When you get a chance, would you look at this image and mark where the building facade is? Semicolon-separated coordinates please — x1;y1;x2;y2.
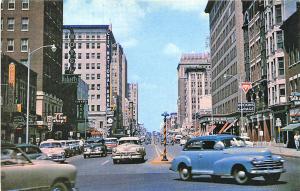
1;0;64;125
62;25;116;137
127;83;138;135
177;53;212;134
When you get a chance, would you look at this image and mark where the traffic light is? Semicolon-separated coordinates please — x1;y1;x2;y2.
17;104;22;112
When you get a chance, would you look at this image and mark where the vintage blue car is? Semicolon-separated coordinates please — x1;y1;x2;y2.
170;134;285;184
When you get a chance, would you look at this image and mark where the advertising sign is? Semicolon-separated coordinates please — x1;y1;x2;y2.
237;102;255;112
62;74;79;83
8;63;16;87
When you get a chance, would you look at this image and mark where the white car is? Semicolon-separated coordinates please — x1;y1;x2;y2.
112;137;146;164
239;136;254;147
180;138;187;146
39;139;66;163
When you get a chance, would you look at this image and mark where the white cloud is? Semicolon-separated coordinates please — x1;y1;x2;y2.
163;43;181;57
144;0;207;12
121;38;139;48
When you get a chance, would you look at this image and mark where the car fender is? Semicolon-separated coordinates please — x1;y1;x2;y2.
170;155;192;172
213;156;254;175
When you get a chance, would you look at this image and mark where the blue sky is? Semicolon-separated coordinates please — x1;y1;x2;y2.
64;0;210;132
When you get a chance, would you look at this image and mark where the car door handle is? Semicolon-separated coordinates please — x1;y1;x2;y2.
198;154;203;158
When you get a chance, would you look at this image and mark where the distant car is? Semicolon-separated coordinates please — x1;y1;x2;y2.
170;135;285;184
39;139;66;163
1;143;77;191
112;137;146;164
16;144;48;160
104;137;118;154
239;136;254;147
83;142;107;158
58;140;73;157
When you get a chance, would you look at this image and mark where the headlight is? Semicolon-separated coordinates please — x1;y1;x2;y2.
251;159;263;164
112;148;117;153
61;152;65;155
136;148;144;153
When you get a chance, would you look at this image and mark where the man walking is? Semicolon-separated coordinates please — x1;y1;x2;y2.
294;132;300;151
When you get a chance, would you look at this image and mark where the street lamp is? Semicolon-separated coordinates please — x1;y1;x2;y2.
161;111;169;161
223;74;244;136
26;44;56;144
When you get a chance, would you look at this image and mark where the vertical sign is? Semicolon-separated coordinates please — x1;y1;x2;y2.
8;63;16;87
106;30;111;109
68;28;76;74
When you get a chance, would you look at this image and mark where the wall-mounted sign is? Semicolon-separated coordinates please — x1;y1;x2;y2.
106;31;111;109
8;63;16;87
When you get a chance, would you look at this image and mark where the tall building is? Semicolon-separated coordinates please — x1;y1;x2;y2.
177;53;212;133
127;83;138;134
62;25;116;136
205;1;245;135
1;0;63;142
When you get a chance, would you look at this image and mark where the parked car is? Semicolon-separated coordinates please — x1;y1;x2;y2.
170;134;285;184
83;142;107;158
58;140;73;157
1;143;77;191
16;144;48;160
39;139;66;163
112;137;146;164
104;137;118;153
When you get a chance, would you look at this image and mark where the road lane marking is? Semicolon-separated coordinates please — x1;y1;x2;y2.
101;160;110;165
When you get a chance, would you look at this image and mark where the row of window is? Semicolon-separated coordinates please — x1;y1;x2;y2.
1;17;29;31
5;38;28;52
64;42;101;49
90;94;101;100
89;105;101;112
86;74;101;81
64;52;101;60
1;0;29;10
64;63;101;70
88;83;101;90
64;32;104;39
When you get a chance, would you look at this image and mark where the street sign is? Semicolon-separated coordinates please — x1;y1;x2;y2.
259;130;264;137
237;102;255;112
75;99;88;104
276;118;282;127
241;82;252;93
107;118;113;124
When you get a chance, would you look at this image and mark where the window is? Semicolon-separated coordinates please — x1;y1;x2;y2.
276;31;283;49
20;59;27;65
7;18;14;31
8;0;15;10
86;34;90;39
86;63;90;69
78;33;82;39
91;84;95;90
91;105;95;111
91;74;95;80
92;35;95;39
7;39;14;51
64;63;68;70
78;63;81;69
97;63;100;69
184;140;203;151
86;43;90;49
77;43;81;49
91;63;95;69
91;95;95;100
86;53;90;59
20;39;28;52
97;84;100;90
97;95;100;99
21;17;29;31
64;33;68;39
97;74;100;79
64;43;68;49
22;0;29;10
91;43;95;49
78;53;82;59
86;74;90;80
279;85;285;96
91;53;95;59
97;105;100;111
275;5;282;24
97;43;100;48
97;53;100;59
1;18;3;31
278;57;284;75
1;0;2;10
64;53;68;59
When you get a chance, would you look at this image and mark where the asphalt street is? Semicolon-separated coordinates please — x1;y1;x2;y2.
68;144;300;191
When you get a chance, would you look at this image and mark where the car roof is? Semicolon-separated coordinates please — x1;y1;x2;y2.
119;137;140;141
105;138;117;140
189;134;237;142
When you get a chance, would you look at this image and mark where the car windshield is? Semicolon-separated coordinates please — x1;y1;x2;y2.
18;146;41;154
105;140;117;144
1;148;31;166
222;138;247;148
119;140;140;145
40;142;61;148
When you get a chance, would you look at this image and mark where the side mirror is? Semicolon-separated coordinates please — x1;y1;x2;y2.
214;141;225;150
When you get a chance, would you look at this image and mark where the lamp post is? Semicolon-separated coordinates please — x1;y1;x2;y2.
223;74;244;136
26;44;56;144
161;111;169;161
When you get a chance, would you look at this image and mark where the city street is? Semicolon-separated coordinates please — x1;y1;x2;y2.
68;144;300;191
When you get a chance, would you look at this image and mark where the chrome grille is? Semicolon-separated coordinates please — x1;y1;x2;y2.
252;160;283;170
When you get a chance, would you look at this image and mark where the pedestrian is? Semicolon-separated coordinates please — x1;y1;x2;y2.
294;132;300;151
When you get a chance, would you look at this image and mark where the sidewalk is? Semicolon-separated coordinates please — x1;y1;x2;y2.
255;142;300;158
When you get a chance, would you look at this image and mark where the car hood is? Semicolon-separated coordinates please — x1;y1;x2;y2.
40;148;64;155
225;147;272;156
116;143;143;152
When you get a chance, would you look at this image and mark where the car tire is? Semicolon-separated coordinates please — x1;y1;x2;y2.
233;167;249;185
84;155;86;159
179;165;192;181
263;173;281;183
51;181;68;191
113;159;119;164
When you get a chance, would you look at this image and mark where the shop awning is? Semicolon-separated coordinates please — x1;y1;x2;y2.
282;123;300;131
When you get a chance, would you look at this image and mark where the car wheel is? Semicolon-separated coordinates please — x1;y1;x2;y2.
233;167;249;184
113;159;119;164
263;173;281;183
51;181;68;191
84;155;86;159
179;165;192;181
211;175;221;182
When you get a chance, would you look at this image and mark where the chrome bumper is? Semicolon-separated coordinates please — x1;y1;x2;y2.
250;168;285;174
